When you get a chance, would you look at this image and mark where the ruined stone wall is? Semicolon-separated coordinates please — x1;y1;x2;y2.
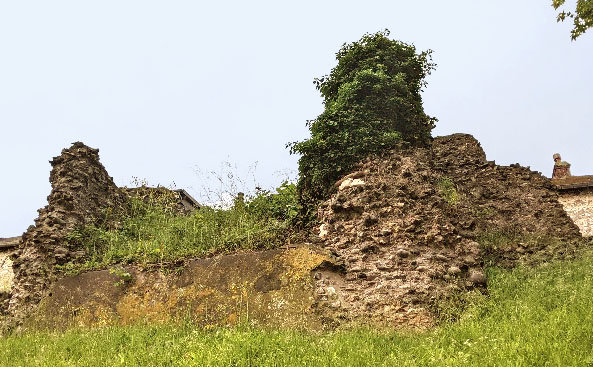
3;135;587;332
24;246;330;331
314;133;583;328
6;143;127;328
558;188;593;237
431;134;580;239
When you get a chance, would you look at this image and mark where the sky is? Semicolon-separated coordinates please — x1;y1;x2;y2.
0;1;591;237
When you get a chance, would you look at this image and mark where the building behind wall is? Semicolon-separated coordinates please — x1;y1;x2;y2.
0;237;18;312
551;154;593;237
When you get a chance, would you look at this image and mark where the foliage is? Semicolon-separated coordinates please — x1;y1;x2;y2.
5;251;593;366
63;186;295;271
473;230;586;270
124;183;185;215
289;30;436;219
437;176;459;206
246;181;300;223
475;229;571;253
108;267;133;287
553;0;593;39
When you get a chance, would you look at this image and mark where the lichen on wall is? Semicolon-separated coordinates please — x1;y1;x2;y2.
24;246;333;331
558;188;593;237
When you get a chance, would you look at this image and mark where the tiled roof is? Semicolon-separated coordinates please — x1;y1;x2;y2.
552;175;593;190
175;189;201;209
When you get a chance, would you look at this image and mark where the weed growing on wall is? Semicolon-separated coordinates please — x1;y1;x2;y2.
108;267;133;287
437;176;459;205
247;181;300;223
63;182;299;272
289;30;437;220
193;161;261;209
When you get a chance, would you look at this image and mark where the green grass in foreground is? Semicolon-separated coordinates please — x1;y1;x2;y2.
3;252;593;366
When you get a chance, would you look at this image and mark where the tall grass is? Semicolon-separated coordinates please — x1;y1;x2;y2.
63;191;295;272
4;251;593;366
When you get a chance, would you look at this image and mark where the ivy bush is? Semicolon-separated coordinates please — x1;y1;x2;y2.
289;30;437;219
246;181;300;223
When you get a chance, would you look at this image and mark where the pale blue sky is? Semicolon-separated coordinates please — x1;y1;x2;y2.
1;1;591;237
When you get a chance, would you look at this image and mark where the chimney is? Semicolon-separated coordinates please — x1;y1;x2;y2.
552;153;571;179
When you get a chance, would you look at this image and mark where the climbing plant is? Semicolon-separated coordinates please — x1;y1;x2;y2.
288;30;436;220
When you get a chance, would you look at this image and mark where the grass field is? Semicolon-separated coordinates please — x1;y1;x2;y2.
2;250;593;366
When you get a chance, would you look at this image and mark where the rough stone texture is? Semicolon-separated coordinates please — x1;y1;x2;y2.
558;188;593;237
313;134;582;328
431;134;580;238
6;142;127;328
24;246;331;331
2;135;588;332
0;251;14;315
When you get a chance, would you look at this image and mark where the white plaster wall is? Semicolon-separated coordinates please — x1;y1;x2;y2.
558;189;593;237
0;252;14;293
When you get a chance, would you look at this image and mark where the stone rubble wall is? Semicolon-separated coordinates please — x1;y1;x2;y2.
25;246;330;331
558;188;593;237
314;134;583;328
431;134;580;239
6;142;127;328
2;135;589;331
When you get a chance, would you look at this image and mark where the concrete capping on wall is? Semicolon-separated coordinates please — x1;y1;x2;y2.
552;175;593;190
0;237;20;250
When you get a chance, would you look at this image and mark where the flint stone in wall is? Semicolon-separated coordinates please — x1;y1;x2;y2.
314;133;582;329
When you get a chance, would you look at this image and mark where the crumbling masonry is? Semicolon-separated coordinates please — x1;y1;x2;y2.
5;143;127;326
0;136;590;330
